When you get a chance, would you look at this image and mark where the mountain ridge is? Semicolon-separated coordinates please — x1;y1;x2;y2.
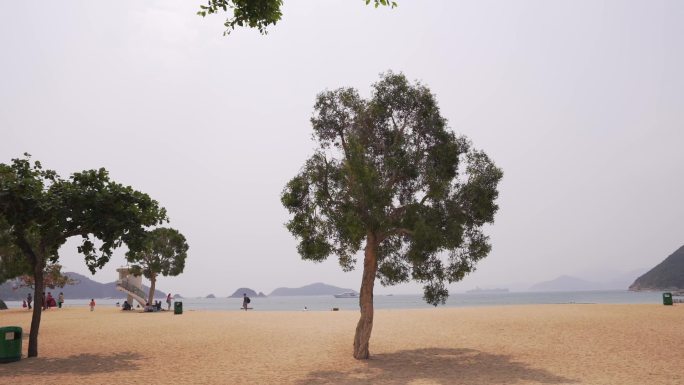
269;282;355;296
0;272;166;301
630;245;684;291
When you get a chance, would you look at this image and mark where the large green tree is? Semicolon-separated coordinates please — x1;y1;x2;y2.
126;227;189;305
0;221;30;284
0;155;167;357
197;0;397;35
281;72;503;359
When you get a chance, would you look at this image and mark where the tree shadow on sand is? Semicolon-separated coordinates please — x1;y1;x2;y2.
297;348;577;385
2;352;142;375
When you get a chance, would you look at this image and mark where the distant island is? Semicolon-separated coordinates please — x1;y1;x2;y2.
630;245;684;291
206;294;216;299
228;288;266;298
269;282;355;296
466;287;509;293
528;275;603;292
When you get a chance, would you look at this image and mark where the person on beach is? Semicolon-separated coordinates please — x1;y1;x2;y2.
242;293;251;311
22;300;27;308
58;292;64;308
26;293;32;310
46;292;56;308
166;293;172;310
89;299;96;311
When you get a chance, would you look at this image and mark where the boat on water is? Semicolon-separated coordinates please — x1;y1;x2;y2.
334;292;359;298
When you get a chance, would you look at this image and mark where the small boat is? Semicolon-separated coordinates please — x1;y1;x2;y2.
334;292;359;298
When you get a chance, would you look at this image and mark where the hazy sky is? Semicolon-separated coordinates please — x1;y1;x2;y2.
1;1;682;297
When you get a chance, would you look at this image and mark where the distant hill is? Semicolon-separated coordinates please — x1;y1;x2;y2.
529;275;605;292
228;288;266;298
630;245;684;291
269;282;355;296
0;272;166;301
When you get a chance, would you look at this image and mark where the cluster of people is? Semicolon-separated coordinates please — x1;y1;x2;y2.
139;294;174;312
22;292;65;310
20;291;176;312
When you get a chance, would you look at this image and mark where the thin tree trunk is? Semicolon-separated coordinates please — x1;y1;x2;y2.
147;274;156;305
353;232;378;359
28;259;45;358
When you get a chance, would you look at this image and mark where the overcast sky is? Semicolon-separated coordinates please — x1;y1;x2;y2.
1;1;682;297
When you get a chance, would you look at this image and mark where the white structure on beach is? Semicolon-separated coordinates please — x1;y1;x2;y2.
116;267;147;307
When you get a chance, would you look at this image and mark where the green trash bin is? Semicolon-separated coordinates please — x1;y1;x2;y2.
0;326;22;363
663;292;673;306
174;301;183;315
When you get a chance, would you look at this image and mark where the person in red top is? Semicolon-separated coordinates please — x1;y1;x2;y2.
46;292;55;309
89;299;96;311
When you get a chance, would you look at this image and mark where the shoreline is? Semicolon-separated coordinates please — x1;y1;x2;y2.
1;290;665;313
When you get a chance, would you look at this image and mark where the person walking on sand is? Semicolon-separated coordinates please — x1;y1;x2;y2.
58;292;64;308
166;293;172;311
242;293;251;311
26;293;32;310
89;298;96;311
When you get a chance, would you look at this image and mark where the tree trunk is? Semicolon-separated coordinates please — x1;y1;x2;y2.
353;232;378;359
147;274;156;305
28;259;45;358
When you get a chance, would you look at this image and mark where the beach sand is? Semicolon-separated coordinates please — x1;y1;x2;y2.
0;304;682;384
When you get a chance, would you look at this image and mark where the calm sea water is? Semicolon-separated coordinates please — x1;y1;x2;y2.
3;290;666;312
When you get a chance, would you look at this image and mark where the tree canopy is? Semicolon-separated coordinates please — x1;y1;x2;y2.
281;72;503;358
197;0;397;35
0;154;168;357
126;227;189;305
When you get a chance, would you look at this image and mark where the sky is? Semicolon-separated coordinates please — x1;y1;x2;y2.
1;1;682;297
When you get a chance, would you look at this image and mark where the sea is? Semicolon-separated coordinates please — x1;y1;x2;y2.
3;290;667;312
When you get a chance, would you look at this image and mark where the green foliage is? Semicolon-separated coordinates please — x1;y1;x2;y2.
282;72;503;306
198;0;396;36
0;154;168;273
126;227;189;280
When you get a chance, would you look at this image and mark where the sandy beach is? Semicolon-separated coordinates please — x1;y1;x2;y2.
0;304;682;384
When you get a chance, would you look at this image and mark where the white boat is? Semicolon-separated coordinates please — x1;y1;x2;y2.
334;292;359;298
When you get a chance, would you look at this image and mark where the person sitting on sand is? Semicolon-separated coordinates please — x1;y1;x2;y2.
122;301;132;311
